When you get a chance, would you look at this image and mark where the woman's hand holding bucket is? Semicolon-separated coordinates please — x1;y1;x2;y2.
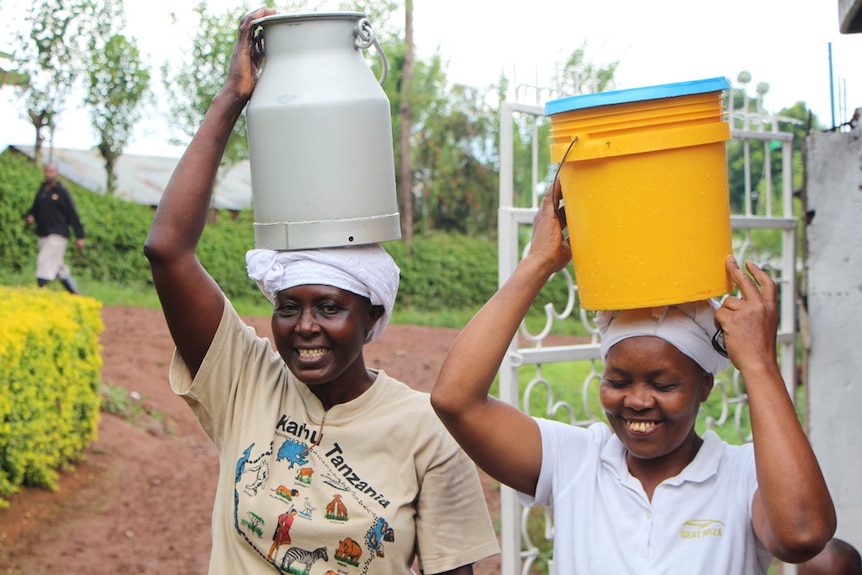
714;256;780;374
529;177;572;277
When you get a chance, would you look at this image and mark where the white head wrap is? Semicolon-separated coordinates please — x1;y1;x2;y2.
596;299;728;375
245;244;400;343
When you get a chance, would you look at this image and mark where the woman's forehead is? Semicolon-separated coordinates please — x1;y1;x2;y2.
605;336;702;373
275;283;364;302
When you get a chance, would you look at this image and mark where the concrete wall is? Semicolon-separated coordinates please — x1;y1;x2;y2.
804;109;862;548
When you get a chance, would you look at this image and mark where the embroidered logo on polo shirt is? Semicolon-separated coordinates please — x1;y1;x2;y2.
680;519;724;539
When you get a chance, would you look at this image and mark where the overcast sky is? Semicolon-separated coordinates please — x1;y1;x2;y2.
2;0;860;157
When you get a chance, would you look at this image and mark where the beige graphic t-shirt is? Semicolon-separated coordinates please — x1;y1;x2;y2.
170;300;499;575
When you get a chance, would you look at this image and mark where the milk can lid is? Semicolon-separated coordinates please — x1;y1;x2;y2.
251;11;367;27
545;77;730;116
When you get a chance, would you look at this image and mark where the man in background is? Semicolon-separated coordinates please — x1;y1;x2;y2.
23;162;85;294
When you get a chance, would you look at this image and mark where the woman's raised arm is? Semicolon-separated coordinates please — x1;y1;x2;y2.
431;180;571;495
144;7;276;376
716;257;836;562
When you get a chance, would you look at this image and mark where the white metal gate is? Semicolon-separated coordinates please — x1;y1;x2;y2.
496;81;799;574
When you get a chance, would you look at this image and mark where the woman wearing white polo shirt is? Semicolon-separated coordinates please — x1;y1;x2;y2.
431;180;836;574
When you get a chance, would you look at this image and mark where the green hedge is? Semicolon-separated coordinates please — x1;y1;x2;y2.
0;148;575;327
0;149;511;310
0;149;153;285
386;232;498;309
0;286;103;507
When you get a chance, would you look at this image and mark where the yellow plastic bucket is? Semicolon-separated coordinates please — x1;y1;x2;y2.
546;77;734;311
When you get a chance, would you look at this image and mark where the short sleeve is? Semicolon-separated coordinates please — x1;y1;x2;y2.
169;299;283;450
413;427;500;573
518;419;609;508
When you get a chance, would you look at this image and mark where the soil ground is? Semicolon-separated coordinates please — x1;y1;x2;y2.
0;306;509;574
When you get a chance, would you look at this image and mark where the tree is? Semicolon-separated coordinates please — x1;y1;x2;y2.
160;1;253;171
776;101;823;191
86;33;151;194
506;44;619;209
725;90;823;215
0;50;29;88
388;41;619;237
337;0;409;244
412;81;499;235
14;0;99;167
397;0;415;250
553;41;618;97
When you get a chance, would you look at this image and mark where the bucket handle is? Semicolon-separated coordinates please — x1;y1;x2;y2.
250;17;388;86
354;17;388;86
550;137;578;218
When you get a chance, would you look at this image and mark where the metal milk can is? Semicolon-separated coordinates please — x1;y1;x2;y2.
246;12;401;250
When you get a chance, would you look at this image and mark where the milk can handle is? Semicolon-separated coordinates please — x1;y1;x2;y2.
252;24;265;59
354;18;388;85
250;18;388;86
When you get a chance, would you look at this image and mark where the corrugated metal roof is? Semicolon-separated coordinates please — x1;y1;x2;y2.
9;145;253;210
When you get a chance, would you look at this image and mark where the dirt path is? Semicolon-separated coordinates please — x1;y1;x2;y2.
0;306;503;574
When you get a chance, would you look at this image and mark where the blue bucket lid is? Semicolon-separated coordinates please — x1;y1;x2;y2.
545;77;730;116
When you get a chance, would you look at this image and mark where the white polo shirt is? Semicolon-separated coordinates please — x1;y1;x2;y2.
519;420;773;574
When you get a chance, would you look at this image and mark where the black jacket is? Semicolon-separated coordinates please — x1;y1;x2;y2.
25;181;85;239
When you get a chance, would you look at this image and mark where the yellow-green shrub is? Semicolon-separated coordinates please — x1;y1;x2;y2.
0;286;103;507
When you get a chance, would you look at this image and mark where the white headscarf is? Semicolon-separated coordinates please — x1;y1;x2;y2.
245;244;400;343
596;299;728;375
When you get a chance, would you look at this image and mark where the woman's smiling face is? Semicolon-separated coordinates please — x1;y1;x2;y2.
271;284;381;390
600;335;713;470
